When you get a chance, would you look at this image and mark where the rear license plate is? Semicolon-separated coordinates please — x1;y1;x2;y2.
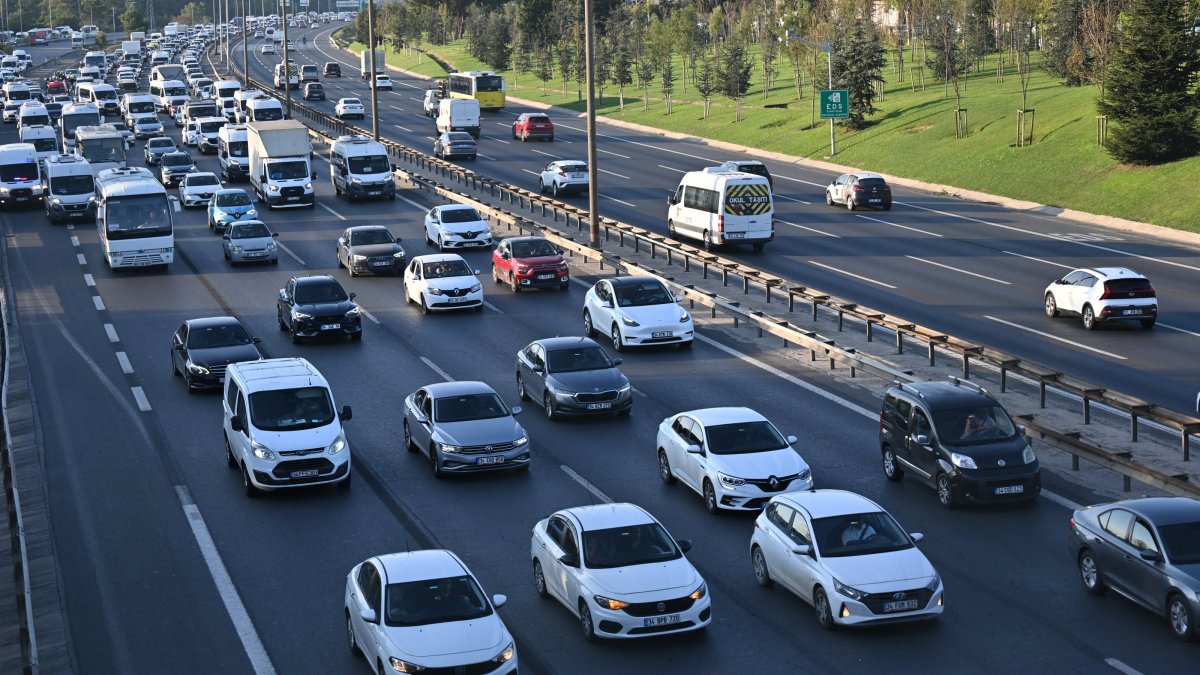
652;331;673;338
537;273;555;280
995;485;1025;495
370;261;389;267
477;456;504;465
1121;309;1142;316
724;232;744;239
320;323;340;330
644;614;681;627
290;469;319;478
883;599;919;612
869;198;881;203
587;402;612;410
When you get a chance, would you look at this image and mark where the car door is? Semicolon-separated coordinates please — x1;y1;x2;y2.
425;209;440;241
406;260;424;303
1094;508;1136;594
758;502;801;593
589;281;615;329
557;521;585;612
905;407;938;480
1054;271;1087;313
171;322;188;372
408;389;433;451
680;417;710;492
1072;273;1098;314
229;391;251;461
336;228;349;266
493;240;511;278
523;343;547;396
663;416;697;491
785;509;820;604
348;562;382;658
1124;517;1170;610
537;516;573;603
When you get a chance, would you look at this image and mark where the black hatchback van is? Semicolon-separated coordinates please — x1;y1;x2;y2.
879;380;1041;508
323;62;342;78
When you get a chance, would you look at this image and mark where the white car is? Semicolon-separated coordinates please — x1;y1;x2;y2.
531;503;711;641
538;160;588;198
178;172;223;208
373;74;393;90
182;120;201;146
657;407;813;513
253;30;264;38
334;97;364;120
344;550;517;674
403;254;483;314
423;205;493;251
582;276;693;351
750;489;944;628
260;43;275;54
1044;266;1158;330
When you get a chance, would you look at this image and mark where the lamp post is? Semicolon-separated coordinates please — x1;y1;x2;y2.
240;0;248;87
281;0;291;117
366;0;378;140
582;0;599;247
787;30;836;157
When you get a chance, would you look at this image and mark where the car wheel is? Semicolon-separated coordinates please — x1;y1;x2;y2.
510;272;520;293
813;587;834;630
430;446;445;479
1078;549;1106;595
658;449;676;484
278;311;288;331
703;231;715;252
825;190;834;206
610;324;624;352
1140;318;1156;330
677;340;693;351
242;466;260;498
346;612;360;655
290;327;301;344
1082;305;1097;330
703;479;719;514
421;297;431;315
351;331;362;342
538;178;546;194
543;393;559;420
532;559;548;598
882;445;904;481
225;438;237;468
517;373;529;401
846;196;856;211
1168;593;1196;641
583;311;596;338
579;601;596;642
936;472;955;509
752;242;766;252
751;545;774;588
667;219;676;238
492;265;502;285
1044;293;1059;318
552;182;561;198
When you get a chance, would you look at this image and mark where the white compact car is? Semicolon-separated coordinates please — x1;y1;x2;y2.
538;160;588;198
423;204;493;251
345;550;517;674
531;503;710;641
750;489;944;628
582;276;693;351
373;74;393;90
182;120;201;146
335;97;364;120
260;43;276;54
403;254;483;314
658;407;812;513
1044;266;1157;330
178;172;223;208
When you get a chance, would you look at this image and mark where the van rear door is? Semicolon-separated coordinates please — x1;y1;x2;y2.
721;179;772;241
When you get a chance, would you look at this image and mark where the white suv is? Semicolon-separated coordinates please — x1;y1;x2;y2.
583;276;694;351
1044;267;1157;330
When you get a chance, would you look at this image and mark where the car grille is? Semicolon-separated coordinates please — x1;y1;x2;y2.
622;594;696;617
11;188;31;198
315;314;346;325
860;588;933;615
121;253;167;265
193;192;213;200
208;364;227;378
458;440;519;455
745;472;806;492
281;186;304;197
416;660;504;675
271;458;334;478
278;447;324;457
62;203;89;212
440;287;471;298
575;390;619;403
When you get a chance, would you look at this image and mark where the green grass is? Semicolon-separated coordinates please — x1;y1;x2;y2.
340;33;1200;232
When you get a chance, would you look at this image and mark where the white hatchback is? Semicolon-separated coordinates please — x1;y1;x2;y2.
178;172;223;208
423;204;493;251
538;159;588;198
657;407;812;513
334;97;364;119
1044;266;1157;330
582;276;693;351
403;254;483;313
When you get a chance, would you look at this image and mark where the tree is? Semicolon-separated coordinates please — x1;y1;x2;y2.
1074;0;1123;100
696;52;717;118
533;49;555;95
832;14;886;130
121;1;148;33
962;0;996;65
1098;0;1200;164
1044;0;1086;84
718;39;753;121
612;30;633;110
594;33;613;105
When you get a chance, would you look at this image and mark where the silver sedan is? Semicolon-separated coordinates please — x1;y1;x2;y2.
402;381;529;478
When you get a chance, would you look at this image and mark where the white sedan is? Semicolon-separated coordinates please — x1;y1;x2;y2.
178;172;223;208
750;489;944;628
345;550;518;674
334;97;364;120
538;160;588;198
658;407;812;513
260;44;275;54
531;503;710;641
582;276;693;351
403;254;483;314
423;204;493;251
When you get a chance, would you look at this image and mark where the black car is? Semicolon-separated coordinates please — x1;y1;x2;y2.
276;275;363;343
170;317;263;391
303;82;325;101
336;225;406;276
826;172;893;211
879;380;1040;508
516;337;633;419
323;62;341;78
159;151;196;187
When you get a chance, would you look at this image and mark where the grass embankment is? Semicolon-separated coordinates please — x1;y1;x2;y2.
338;32;1200;232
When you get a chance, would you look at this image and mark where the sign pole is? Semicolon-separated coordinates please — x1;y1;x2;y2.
826;51;835;157
787;30;839;157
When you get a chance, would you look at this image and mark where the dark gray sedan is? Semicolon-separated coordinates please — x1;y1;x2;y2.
515;337;632;420
335;225;406;277
402;381;529;478
433;131;477;160
1069;496;1200;641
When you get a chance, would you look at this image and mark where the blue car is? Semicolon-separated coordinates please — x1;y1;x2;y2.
207;188;258;233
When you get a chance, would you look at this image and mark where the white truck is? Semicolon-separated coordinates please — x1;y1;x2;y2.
121;40;141;61
359;49;384;79
247;120;315;209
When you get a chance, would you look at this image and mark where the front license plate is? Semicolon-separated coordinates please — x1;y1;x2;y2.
537;273;555;280
15;197;28;202
286;196;299;202
995;485;1025;495
586;402;612;410
290;469;319;478
652;331;673;338
883;599;919;612
446;297;469;303
644;614;681;627
477;456;504;465
320;323;340;330
370;261;389;267
132;261;151;267
367;191;380;196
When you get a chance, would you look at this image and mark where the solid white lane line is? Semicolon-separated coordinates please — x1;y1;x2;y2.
905;256;1010;284
521;169;540;176
856;214;942;237
360;308;381;324
775;194;811;205
66;223;74;230
483;300;504;314
131;386;151;412
104;324;119;343
494;122;512;128
1156;322;1200;338
83;274;95;287
115;352;133;374
76;253;86;265
277;242;306;266
318;203;347;221
93;296;105;310
807;261;897;288
494;139;510;145
777;220;839;238
396;125;412;132
390;105;404;110
560;465;613;503
70;235;80;247
984;316;1126;360
1104;658;1143;675
600;194;636;208
420;356;454;382
657;164;684;173
1002;250;1074;269
598;168;629;180
557;138;573;144
175;486;277;675
1041;490;1083;510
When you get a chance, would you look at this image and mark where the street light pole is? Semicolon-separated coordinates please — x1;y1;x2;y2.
241;0;249;87
282;0;291;118
787;30;836;157
366;0;378;140
582;0;599;247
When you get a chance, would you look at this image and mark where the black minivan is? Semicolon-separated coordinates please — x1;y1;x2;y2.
323;62;342;78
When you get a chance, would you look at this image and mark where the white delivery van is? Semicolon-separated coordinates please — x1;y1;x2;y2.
329;135;394;201
17;104;51;132
42;154;97;223
245;97;284;122
218;123;249;181
214;80;242;101
436;98;480;138
20;124;59;159
149;79;189;113
222;357;353;496
233;90;265;123
666;168;774;251
121;93;158;121
0;143;44;209
76;81;120;115
2;81;31;103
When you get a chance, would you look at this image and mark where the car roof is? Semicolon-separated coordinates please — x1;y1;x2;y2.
413;253;468;265
434;204;479;213
375;550;468;584
1081;267;1146;280
888;380;996;408
560;503;655;531
293;274;341;287
607;275;664;288
533;336;603;351
184;172;218;180
184;315;243;329
347;225;390;233
1098;497;1200;526
677;407;768;426
773;489;885;519
213;188;248;196
422;380;496;398
849;172;885;180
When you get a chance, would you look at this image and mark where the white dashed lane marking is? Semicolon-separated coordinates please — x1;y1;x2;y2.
116;352;134;374
92;296;105;310
104;323;119;343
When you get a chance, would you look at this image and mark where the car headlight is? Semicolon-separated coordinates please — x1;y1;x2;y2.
926;574;941;591
679;310;691;323
621;316;640;327
351;177;362;184
266;242;277;252
51;197;62;205
833;577;865;601
0;187;9;195
558;262;569;270
326;433;346;455
267;184;279;192
549;387;573;400
387;656;424;673
427;287;444;296
717;471;745;488
491;642;515;664
292;310;312;320
950;452;978;469
393;252;406;259
617;383;632;394
345;307;361;317
187;363;209;375
689;582;707;600
351;254;367;263
516;266;531;274
246;209;257;217
251;441;275;460
231;245;244;253
469;283;482;293
798;467;812;482
1022;445;1036;464
593;595;629;611
439;442;462;454
304;182;312;190
31;185;42;194
514;435;529;446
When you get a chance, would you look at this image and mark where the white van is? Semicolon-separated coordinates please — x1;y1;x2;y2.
76;82;120;115
2;81;31;103
121;93;158;121
42;154;97;223
222;357;353;496
666;168;774;251
329;135;395;200
17;103;51;132
0;143;44;209
218;123;249;181
245;97;284;122
233;89;266;123
149;79;189;113
435;98;480;138
214;80;242;101
20;124;59;159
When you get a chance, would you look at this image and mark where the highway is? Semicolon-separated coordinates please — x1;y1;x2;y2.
3;32;1197;675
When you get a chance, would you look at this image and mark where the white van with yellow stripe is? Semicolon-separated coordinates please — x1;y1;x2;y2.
667;168;774;251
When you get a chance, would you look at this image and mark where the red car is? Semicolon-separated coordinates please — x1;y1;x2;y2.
46;80;66;96
491;236;569;292
511;113;554;142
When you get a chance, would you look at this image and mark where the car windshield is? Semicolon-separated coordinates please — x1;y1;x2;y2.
703;420;788;454
248;386;333;432
613;281;674;307
50;175;94;195
932;405;1018;445
546;346;612;373
0;162;37;182
268;160;307;180
162;154;191;167
439;207;481;224
105;194;172;240
200;120;224;133
216;192;252;207
149;139;175;150
227;141;247;157
347;154;388;174
1158;521;1200;564
230;222;271;239
383;575;492;627
187;322;252;348
812;511;914;558
31;138;58;153
434;393;510;423
135;115;158;125
293;281;348;304
582;523;682;569
511;239;558;258
350;229;393;245
422;259;472;279
188;174;220;186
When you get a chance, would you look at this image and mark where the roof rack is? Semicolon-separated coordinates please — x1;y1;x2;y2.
947;376;989;396
892;380;925;399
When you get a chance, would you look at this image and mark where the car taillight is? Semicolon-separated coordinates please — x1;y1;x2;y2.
558;172;567;177
1100;284;1111;300
1069;517;1075;529
852;186;863;192
716;214;724;234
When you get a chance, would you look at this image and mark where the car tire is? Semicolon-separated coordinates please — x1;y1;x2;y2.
813;587;835;630
1078;549;1106;596
579;601;596;643
492;265;502;285
533;559;549;598
825;190;834;206
678;340;693;351
703;479;719;514
290;328;300;344
278;311;288;331
242;466;260;498
751;545;774;589
1044;293;1059;318
658;449;676;485
346;612;360;655
538;179;546;194
1082;305;1097;330
517;373;529;401
225;438;237;468
351;331;362;342
429;446;445;479
544;393;558;421
1140;318;1156;330
936;472;955;509
1168;593;1196;642
882;445;904;481
421;297;431;315
610;324;624;352
667;220;676;238
703;231;715;252
583;311;596;338
510;272;520;293
846;196;855;211
552;182;561;198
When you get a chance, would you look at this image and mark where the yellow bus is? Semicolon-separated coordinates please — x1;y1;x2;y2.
448;71;506;112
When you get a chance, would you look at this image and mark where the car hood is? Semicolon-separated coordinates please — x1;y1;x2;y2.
229;236;275;248
214;205;256;218
820;547;936;588
442;221;489;235
435;417;523;446
252;422;340;453
942;434;1029;468
710;447;807;480
587;557;699;597
295;300;357;315
383;616;504;659
619;304;683;325
548;368;626;393
350;243;403;257
425;276;479;292
184;185;219;194
189;344;261;368
514;255;563;267
1172;563;1200;586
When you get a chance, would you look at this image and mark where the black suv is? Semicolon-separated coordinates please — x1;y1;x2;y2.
879;380;1040;508
276;276;363;343
323;62;341;78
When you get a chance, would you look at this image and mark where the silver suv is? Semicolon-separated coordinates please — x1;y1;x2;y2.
1044;267;1157;330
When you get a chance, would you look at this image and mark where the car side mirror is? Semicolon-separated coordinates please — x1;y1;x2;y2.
532;364;543;373
311;171;317;179
340;405;352;422
271;233;280;238
252;337;263;344
913;434;930;446
612;358;622;366
391;163;398;172
230;415;245;433
685;444;702;454
474;269;481;275
602;300;614;309
358;608;378;624
278;289;288;301
222;233;231;240
168;195;181;212
676;538;692;553
667;193;676;205
500;252;510;260
1138;548;1161;562
674;294;683;303
791;544;811;556
558;553;579;568
511;406;522;416
492;594;507;609
786;435;798;445
348;292;357;300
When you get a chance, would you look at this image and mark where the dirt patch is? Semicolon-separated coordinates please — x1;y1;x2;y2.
903;123;934;134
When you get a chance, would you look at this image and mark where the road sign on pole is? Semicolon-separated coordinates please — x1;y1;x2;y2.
819;90;850;120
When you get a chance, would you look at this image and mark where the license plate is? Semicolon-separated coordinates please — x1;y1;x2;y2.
537;273;555;280
869;198;881;203
587;402;612;410
644;614;680;627
367;191;380;196
446;297;469;303
995;485;1025;495
290;469;319;478
1121;309;1142;316
652;331;673;338
571;174;584;179
724;232;744;239
132;261;151;267
320;323;340;330
15;197;28;202
286;196;299;201
477;456;504;465
370;261;389;267
883;599;919;612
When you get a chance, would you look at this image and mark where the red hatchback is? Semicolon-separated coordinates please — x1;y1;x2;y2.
511;113;554;142
492;236;569;292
